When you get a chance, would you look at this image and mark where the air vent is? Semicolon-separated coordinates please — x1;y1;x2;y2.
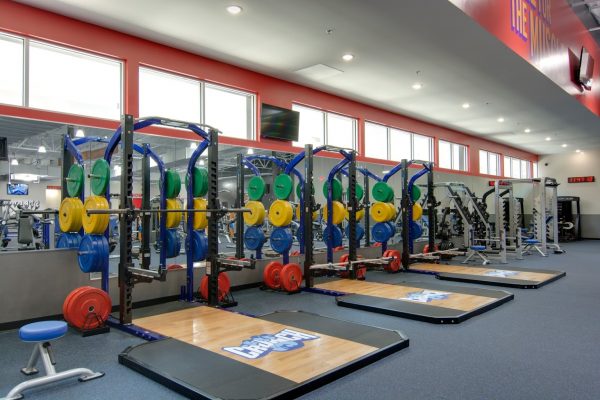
295;64;343;80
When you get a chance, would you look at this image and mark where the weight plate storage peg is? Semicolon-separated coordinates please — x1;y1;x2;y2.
281;263;302;292
323;200;346;225
243;201;266;226
199;273;231;302
164;169;182;199
268;200;293;227
82;196;110;234
78;234;109;273
186;166;209;198
322;178;343;201
90;159;110;196
165;228;181;258
192;198;208;230
244;226;265;251
263;261;283;290
164;198;182;228
66;164;84;198
270;227;293;254
247;176;266;201
59;197;84;233
273;174;294;200
323;225;343;247
371;222;394;243
63;286;111;330
372;181;394;203
56;232;81;249
190;230;208;262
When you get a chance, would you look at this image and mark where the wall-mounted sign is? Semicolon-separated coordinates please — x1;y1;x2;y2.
567;176;595;183
488;180;511;186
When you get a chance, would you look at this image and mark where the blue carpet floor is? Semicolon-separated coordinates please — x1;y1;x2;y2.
1;240;599;400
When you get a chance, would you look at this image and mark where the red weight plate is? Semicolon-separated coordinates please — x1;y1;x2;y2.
199;276;209;300
200;273;231;301
356;267;367;280
281;263;302;292
263;261;283;290
373;242;382;247
387;250;401;272
66;287;111;329
167;264;184;270
290;250;301;256
382;250;392;271
62;286;88;324
423;244;440;254
333;246;345;252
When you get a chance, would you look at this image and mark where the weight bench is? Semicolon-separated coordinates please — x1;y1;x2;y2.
2;321;104;400
523;238;547;257
462;245;490;265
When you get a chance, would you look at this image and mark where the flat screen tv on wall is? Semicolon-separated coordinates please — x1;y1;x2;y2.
260;104;300;141
7;183;29;195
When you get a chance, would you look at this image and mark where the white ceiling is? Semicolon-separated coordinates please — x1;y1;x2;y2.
16;0;600;154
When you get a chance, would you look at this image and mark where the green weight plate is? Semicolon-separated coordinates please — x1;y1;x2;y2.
273;174;293;200
411;185;422;202
185;167;208;198
295;182;315;199
247;176;266;201
90;159;110;196
346;184;364;202
164;169;182;199
66;164;84;198
322;178;343;201
372;181;393;203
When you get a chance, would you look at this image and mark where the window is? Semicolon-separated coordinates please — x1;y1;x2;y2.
29;41;122;119
364;122;388;159
390;128;412;161
0;33;23;106
139;67;201;123
205;84;254;139
438;140;468;171
413;133;433;162
479;150;500;176
504;156;531;178
533;162;539;178
292;104;356;149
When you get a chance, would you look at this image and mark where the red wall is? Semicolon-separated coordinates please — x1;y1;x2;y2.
0;0;537;177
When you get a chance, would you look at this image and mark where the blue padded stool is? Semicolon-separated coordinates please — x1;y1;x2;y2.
3;321;103;400
462;244;491;265
523;238;547;256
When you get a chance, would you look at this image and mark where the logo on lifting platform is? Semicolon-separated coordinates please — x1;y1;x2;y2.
222;329;319;359
401;290;450;303
485;270;519;278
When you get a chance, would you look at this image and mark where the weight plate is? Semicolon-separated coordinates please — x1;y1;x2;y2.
82;196;110;234
167;264;184;270
423;244;439;254
192;198;208;230
345;223;365;242
186;167;209;198
164;169;182;199
56;232;81;249
281;263;302;292
296;182;315;199
322;178;343;201
191;230;208;262
371;222;394;243
247;176;266;201
346;184;364;202
199;273;230;301
263;261;283;290
243;201;266;226
323;200;345;225
384;249;401;272
90;159;110;196
273;174;293;200
65;286;111;329
372;181;394;202
270;227;293;254
59;197;83;233
412;203;423;221
371;202;394;223
323;225;343;247
268;200;293;227
344;207;365;222
295;206;318;222
409;221;423;240
66;164;84;198
165;228;181;258
165;198;182;228
78;234;108;273
412;185;422;202
62;286;88;325
244;226;265;251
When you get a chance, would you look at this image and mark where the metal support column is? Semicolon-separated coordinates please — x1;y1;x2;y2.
61;126;75;201
363;172;370;246
303;145;314;288
427;163;435;252
235;153;245;259
401;159;410;269
348;151;357;279
206;129;220;306
140;145;151;270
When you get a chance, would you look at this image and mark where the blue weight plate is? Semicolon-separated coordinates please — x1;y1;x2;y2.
409;221;423;240
372;222;393;243
78;234;107;273
166;228;181;258
244;226;265;251
191;230;208;261
270;227;293;254
323;225;343;248
345;223;365;242
296;225;304;243
57;232;80;249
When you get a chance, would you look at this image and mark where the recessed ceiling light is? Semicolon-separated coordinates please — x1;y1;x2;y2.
497;117;505;123
561;144;568;148
545;137;552;141
462;103;470;109
575;149;581;153
524;128;531;133
226;5;242;14
38;145;46;153
75;129;85;138
412;82;423;90
342;53;354;62
11;159;18;166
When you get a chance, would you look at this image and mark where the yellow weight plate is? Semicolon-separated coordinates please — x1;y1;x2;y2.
345;207;365;222
192;198;208;230
371;201;395;223
295;205;318;222
323;201;345;225
244;201;266;226
268;200;293;227
412;203;423;221
164;198;182;229
388;203;398;220
59;197;83;233
82;196;110;234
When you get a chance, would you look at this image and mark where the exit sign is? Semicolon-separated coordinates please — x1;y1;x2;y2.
568;176;595;183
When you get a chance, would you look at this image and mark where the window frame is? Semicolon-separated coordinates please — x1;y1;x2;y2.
479;149;501;176
292;103;357;149
438;139;468;172
363;120;433;162
504;155;532;179
0;31;25;107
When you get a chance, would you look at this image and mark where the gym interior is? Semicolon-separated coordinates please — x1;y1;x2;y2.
0;1;599;399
